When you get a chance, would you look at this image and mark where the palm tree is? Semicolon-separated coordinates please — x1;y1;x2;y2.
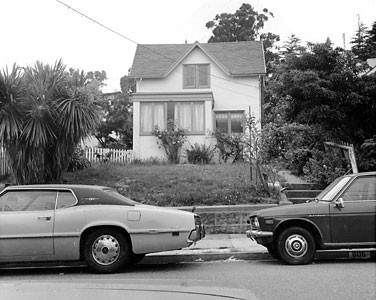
0;60;101;184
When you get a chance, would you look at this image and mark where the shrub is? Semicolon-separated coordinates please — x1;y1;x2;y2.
152;121;187;164
303;149;348;185
186;143;215;164
358;136;376;171
214;131;244;163
67;147;91;172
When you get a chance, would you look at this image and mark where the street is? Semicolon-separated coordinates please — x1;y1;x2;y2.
1;259;375;300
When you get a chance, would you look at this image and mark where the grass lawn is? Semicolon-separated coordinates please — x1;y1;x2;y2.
63;163;277;207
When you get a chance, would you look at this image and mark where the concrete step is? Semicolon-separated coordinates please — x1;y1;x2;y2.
284;183;325;190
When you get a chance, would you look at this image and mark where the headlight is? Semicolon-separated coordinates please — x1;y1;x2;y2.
250;216;260;230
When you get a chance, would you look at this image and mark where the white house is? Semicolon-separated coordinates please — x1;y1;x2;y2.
129;41;266;160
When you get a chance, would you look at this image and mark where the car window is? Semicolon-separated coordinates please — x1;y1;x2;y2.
341;176;376;201
57;190;77;209
0;190;57;211
318;176;352;201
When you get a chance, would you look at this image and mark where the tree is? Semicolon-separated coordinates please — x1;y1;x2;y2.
0;60;101;184
206;3;280;75
95;92;133;149
365;21;376;57
351;21;370;60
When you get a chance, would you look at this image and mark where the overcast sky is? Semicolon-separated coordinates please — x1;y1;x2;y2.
1;0;375;92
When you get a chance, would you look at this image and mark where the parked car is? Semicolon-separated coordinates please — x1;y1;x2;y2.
0;184;205;273
246;172;376;265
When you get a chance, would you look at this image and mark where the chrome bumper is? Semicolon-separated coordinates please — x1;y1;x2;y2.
188;224;206;243
246;230;273;241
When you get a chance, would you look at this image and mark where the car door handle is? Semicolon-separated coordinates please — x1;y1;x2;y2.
38;216;52;221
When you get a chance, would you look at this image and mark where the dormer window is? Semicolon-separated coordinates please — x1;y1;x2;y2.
183;64;210;89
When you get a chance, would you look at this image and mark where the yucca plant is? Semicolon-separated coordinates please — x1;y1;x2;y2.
0;60;101;184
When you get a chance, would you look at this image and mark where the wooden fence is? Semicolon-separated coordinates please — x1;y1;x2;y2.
84;147;136;164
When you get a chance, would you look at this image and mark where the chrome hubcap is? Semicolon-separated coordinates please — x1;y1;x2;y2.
285;234;308;258
92;235;120;265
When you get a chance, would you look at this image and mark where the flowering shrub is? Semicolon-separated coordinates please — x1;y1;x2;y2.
186;143;215;164
152;122;187;164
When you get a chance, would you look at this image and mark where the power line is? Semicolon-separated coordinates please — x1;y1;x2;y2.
55;0;262;92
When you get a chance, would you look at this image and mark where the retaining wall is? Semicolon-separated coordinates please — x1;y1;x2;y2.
176;204;277;234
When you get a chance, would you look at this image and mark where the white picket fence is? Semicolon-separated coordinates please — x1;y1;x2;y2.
0;147;136;177
84;147;136;164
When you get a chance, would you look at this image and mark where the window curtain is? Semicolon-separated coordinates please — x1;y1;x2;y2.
175;102;190;130
192;102;204;132
140;102;165;132
140;103;152;132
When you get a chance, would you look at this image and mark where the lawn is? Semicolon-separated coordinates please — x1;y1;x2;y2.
63;163;277;207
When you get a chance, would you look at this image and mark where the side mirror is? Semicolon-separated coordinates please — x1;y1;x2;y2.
334;198;345;209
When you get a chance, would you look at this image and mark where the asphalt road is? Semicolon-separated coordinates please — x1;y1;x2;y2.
1;259;375;300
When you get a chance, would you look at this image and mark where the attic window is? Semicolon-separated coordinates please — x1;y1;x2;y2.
183;64;210;89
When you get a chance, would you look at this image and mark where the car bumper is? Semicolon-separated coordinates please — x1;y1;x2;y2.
188;224;205;243
246;230;273;245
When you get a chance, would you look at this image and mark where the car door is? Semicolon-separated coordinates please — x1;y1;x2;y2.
330;175;376;244
0;189;56;258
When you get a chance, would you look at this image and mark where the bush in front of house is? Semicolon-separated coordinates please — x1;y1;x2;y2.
152;121;187;164
185;143;215;164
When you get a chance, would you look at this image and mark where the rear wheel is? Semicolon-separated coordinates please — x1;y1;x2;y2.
276;227;315;265
83;228;131;273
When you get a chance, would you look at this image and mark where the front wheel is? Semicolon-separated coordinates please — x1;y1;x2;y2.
276;227;315;265
83;228;131;273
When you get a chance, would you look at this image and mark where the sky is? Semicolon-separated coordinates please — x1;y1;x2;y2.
0;0;375;92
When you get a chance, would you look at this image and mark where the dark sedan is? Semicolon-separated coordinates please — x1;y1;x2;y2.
246;172;376;264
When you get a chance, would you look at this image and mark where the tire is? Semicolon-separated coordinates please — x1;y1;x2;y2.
266;244;279;259
83;228;131;273
276;227;315;265
130;253;146;265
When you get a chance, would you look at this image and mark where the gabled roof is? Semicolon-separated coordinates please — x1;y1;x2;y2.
129;41;266;78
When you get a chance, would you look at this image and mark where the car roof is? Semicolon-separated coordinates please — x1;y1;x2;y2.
2;184;136;206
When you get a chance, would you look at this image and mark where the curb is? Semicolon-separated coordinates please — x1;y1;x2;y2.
143;251;271;264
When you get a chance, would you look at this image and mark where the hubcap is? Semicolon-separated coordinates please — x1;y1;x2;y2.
285;234;308;258
91;235;120;265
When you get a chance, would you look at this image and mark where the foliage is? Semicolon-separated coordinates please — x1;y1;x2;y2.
206;3;280;75
358;136;376;171
0;60;101;184
302;149;349;185
95;92;132;149
266;39;376;148
152;121;187;164
214;131;244;163
67;147;91;172
185;143;215;165
351;20;376;60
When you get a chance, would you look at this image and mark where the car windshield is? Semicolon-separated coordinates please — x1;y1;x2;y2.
315;176;352;201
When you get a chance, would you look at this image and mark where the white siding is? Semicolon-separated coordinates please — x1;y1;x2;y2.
133;46;262;160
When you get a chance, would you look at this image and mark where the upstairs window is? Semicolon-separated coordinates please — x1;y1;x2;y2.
183;64;210;89
215;111;244;134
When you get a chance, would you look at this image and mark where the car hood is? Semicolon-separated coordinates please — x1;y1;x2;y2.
256;201;330;218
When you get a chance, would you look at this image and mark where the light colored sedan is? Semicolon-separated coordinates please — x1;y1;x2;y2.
0;184;205;273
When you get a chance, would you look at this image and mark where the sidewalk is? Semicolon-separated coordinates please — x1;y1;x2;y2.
144;234;270;263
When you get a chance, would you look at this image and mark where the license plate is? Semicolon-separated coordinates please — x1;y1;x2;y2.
348;251;371;259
